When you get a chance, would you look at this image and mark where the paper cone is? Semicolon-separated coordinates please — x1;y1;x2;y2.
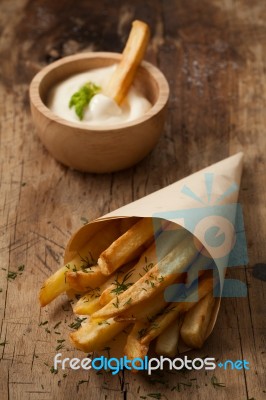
64;152;244;352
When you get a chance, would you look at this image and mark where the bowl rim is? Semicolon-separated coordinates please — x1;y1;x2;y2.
29;51;169;132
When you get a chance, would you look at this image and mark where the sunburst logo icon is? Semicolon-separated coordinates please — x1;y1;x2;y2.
152;172;248;299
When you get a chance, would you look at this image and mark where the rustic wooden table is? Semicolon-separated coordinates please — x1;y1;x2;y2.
0;0;265;399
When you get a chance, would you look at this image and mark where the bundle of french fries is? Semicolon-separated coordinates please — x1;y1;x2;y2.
39;217;218;364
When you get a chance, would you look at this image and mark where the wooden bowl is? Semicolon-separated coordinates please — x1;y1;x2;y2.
29;52;169;173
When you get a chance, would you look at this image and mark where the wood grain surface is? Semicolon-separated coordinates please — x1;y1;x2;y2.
0;0;265;399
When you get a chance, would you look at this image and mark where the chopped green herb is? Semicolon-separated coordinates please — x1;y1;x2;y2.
57;339;65;343
7;271;17;280
111;270;134;296
45;328;51;334
7;265;25;280
98;320;111;326
55;344;64;351
50;366;58;374
143;257;154;273
53;321;62;330
112;296;120;309
124;297;132;306
69;317;86;330
79;252;96;270
86;287;101;299
69;82;101;120
0;288;2;293
39;321;48;326
21;182;26;186
0;341;8;346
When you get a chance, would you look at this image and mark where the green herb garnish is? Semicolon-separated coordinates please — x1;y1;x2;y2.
78;252;96;270
69;82;101;120
50;366;58;374
98;320;111;326
112;296;120;309
7;271;17;280
111;270;134;296
68;317;86;330
53;321;62;330
39;321;48;326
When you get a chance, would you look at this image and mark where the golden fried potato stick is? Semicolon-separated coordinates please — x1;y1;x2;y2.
124;321;149;370
115;290;167;322
180;292;216;349
155;318;181;357
73;262;136;314
39;220;121;307
73;293;102;315
91;234;200;322
66;266;107;292
115;274;186;322
70;317;129;353
98;217;164;276
140;275;214;345
99;224;189;306
105;20;150;105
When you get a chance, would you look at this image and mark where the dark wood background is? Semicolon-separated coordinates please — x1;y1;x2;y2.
0;0;265;399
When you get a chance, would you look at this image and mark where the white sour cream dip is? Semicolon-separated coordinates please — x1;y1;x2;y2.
47;65;152;126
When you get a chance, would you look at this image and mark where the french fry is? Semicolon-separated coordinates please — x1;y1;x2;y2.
155;318;181;357
66;266;108;292
73;291;102;315
180;292;216;349
105;20;150;105
74;297;101;315
39;220;121;306
70;317;129;353
115;274;186;322
115;291;167;322
74;262;136;314
91;234;199;322
99;224;189;306
140;274;214;345
124;321;149;369
98;217;162;276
